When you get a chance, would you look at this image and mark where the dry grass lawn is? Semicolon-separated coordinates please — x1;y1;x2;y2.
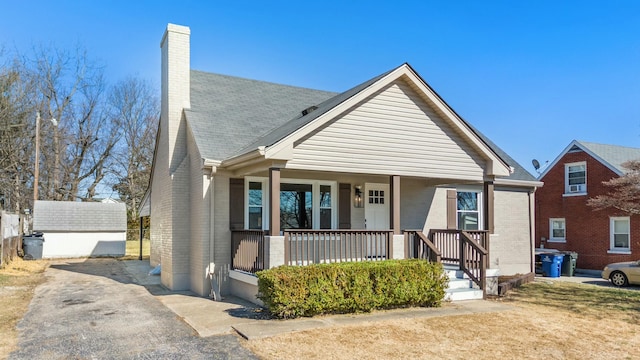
121;239;150;260
3;256;639;360
245;281;640;360
0;258;49;359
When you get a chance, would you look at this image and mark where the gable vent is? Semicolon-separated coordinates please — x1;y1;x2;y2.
301;105;318;116
568;145;583;153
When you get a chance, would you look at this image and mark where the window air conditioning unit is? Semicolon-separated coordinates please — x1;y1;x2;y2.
569;184;584;193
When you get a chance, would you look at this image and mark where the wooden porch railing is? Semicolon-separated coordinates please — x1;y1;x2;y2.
284;230;393;266
404;230;441;263
231;230;265;273
460;230;488;298
427;229;489;265
427;229;489;297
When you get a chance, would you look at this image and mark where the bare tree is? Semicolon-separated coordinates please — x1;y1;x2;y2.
588;160;640;215
28;45;119;202
109;77;159;219
0;52;36;212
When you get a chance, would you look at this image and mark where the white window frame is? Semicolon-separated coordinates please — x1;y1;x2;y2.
609;217;631;254
245;177;269;230
456;188;483;231
244;177;337;230
564;161;587;196
548;218;566;242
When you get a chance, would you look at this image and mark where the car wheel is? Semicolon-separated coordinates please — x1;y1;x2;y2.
610;271;628;287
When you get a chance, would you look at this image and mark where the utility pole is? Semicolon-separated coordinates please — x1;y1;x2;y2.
33;112;40;205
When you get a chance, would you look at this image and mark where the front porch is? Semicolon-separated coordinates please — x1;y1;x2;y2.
230;228;494;302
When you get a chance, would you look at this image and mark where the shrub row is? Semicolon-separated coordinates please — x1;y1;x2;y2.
256;259;447;319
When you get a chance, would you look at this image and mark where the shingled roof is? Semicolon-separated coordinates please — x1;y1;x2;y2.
185;66;537;183
541;140;640;178
33;201;126;232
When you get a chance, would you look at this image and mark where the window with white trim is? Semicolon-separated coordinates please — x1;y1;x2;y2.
610;217;630;252
246;178;268;230
457;191;481;230
565;162;586;194
245;178;336;230
549;218;566;241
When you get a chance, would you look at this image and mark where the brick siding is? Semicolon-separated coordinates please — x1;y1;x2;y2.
536;150;639;270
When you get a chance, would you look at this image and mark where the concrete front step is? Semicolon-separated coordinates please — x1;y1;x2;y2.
447;277;473;290
444;265;488;301
445;287;484;301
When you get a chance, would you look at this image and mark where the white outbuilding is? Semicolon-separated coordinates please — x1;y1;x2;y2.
33;200;127;258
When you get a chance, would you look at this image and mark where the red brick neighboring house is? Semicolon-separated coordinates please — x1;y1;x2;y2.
536;140;640;270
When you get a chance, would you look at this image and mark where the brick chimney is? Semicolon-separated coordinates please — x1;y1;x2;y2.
160;23;190;167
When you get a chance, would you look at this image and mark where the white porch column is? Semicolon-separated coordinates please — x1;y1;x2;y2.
264;235;285;269
391;234;405;259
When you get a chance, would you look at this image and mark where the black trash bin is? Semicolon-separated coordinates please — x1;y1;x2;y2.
23;233;44;260
561;251;578;276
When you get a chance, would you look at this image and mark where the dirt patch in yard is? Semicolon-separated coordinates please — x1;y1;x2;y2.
245;281;640;360
0;258;49;359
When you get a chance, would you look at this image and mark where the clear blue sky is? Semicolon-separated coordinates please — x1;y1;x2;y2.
2;1;639;176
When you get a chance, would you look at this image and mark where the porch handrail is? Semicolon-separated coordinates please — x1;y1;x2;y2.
231;230;266;273
404;230;441;263
284;229;393;266
460;230;488;298
427;229;489;265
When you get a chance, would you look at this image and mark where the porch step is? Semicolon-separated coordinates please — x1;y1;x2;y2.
443;265;483;301
444;287;484;301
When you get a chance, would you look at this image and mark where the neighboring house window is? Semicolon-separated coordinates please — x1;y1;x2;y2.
610;217;630;252
457;191;481;230
549;218;566;242
565;162;586;194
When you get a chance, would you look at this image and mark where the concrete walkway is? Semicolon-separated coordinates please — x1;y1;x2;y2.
122;260;515;340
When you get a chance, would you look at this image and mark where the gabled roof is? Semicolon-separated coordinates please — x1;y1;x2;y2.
186;65;537;182
33;200;127;232
187;71;336;161
539;140;640;179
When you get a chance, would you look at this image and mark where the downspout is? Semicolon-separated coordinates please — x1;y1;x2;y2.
528;187;536;274
205;161;221;300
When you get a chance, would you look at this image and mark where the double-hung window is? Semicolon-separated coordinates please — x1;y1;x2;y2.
565;162;586;194
610;217;630;253
457;191;481;230
549;218;566;242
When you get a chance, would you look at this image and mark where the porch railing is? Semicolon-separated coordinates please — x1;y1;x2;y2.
427;229;489;265
404;230;441;263
284;230;393;266
460;230;488;298
427;229;488;296
231;230;265;273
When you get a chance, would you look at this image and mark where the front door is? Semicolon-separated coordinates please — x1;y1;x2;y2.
364;183;389;230
364;183;389;258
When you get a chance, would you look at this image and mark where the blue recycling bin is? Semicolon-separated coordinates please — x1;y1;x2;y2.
540;253;564;278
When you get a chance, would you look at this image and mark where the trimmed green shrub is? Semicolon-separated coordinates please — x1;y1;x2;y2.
256;259;447;319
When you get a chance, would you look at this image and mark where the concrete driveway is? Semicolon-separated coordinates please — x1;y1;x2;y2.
9;258;257;359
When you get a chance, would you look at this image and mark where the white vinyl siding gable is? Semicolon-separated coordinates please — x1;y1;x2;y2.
286;79;486;180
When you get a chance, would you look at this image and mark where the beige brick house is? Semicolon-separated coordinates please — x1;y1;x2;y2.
145;23;542;303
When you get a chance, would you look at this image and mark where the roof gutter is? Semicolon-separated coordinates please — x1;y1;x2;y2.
220;147;266;168
494;178;544;188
